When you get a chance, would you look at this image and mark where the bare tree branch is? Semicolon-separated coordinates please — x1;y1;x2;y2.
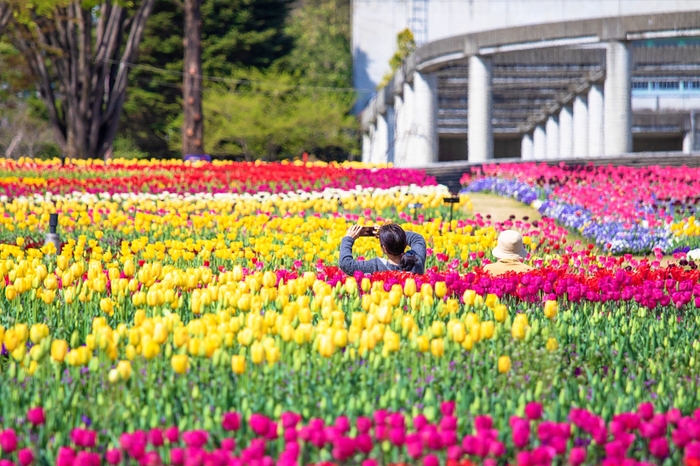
5;0;156;159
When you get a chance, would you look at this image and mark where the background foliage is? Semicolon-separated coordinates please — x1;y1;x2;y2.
0;0;357;160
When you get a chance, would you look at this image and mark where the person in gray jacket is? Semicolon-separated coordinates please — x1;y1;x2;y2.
339;223;426;275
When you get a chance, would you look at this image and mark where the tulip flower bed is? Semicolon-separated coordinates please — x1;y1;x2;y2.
0;158;437;197
1;159;700;465
460;163;700;254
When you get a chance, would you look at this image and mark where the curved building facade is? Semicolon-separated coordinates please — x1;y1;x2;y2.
354;2;700;166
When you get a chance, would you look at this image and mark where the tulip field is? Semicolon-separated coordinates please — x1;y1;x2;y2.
1;158;700;466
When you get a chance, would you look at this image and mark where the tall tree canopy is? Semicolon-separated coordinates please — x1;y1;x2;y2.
122;0;293;158
2;0;156;159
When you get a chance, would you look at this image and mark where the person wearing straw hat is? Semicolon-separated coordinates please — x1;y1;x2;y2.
483;230;533;276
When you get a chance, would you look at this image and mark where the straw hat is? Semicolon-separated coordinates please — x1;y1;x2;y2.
492;230;528;260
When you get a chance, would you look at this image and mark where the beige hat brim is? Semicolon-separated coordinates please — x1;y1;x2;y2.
492;245;528;260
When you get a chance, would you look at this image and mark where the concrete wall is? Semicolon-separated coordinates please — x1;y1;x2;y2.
352;0;700;107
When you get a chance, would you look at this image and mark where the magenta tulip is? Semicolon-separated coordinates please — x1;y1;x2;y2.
568;446;586;466
222;412;242;431
0;429;17;453
18;448;35;466
26;407;45;426
105;449;121;466
525;402;543;420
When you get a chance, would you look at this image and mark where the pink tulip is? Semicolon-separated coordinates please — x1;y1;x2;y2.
0;429;17;453
440;401;456;416
638;402;654;421
356;417;372;434
164;426;180;443
422;454;439;466
525;402;543;420
361;460;378;466
18;448;35;466
413;414;428;432
249;414;271;437
149;428;164;447
222;412;241;431
388;427;405;446
512;420;530;448
474;415;493;431
568;446;586;466
649;437;669;458
26;407;45;426
56;447;76;466
105;449;121;465
221;438;236;451
406;441;423;459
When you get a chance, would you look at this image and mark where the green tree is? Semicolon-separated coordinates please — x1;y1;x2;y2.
121;0;293;158
170;69;357;160
276;0;352;90
378;28;416;88
3;0;156;159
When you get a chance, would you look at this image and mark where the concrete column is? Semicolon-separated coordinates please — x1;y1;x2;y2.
521;133;534;160
559;106;573;159
533;124;547;160
362;133;371;163
396;84;414;166
392;95;404;163
683;131;694;154
572;95;588;158
386;105;396;164
604;41;632;155
546;115;559;159
372;114;389;163
405;71;437;166
468;55;493;162
588;84;604;157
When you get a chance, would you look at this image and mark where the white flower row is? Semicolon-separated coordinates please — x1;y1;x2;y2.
9;184;452;205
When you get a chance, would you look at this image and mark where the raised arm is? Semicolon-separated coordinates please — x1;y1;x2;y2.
338;225;380;276
405;231;427;267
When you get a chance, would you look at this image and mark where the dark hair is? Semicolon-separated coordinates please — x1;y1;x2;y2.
378;224;418;272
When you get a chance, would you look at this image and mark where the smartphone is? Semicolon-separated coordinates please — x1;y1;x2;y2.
359;226;378;237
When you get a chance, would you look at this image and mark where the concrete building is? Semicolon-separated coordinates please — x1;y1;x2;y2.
355;4;700;166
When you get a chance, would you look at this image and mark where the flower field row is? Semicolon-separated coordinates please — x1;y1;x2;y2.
460;163;700;254
4;402;700;466
0;159;436;197
1;159;699;465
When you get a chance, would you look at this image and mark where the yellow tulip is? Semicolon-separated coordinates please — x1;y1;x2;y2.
498;355;512;373
171;354;189;374
461;335;474;351
451;322;466;343
431;321;445;338
403;278;416;297
434;281;447;299
416;335;430;352
231;355;246;374
544;300;559;320
463;289;476;306
51;339;69;362
480;321;494;340
117;360;132;380
265;346;280;365
420;283;433;298
511;323;526;340
546;337;559;352
250;341;265;364
3;329;19;352
493;304;507;323
430;338;444;357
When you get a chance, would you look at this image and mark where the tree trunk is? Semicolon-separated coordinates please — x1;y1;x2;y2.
182;0;205;158
7;0;156;159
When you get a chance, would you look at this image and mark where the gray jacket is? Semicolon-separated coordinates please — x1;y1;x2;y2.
338;231;426;275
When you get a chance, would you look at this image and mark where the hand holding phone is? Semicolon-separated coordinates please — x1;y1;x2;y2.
359;226;378;237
